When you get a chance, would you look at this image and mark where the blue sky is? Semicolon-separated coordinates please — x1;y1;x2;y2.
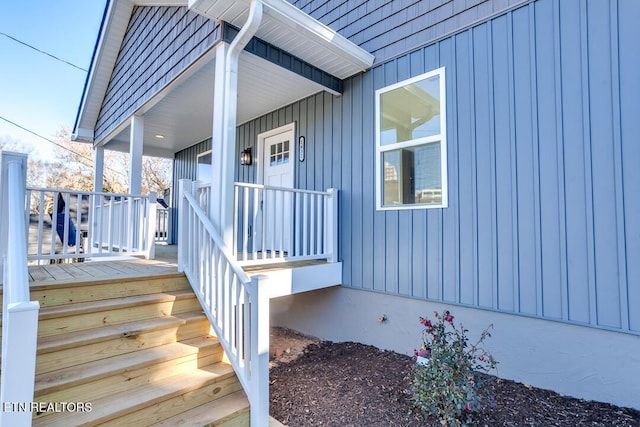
0;1;106;154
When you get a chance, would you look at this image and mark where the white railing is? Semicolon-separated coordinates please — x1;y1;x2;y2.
156;207;170;243
178;179;269;426
26;188;157;263
0;152;40;427
233;183;338;265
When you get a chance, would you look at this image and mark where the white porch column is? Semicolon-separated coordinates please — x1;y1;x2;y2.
129;115;144;195
211;0;263;249
93;146;104;193
210;42;227;236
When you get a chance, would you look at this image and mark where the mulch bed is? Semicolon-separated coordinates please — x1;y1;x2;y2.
269;328;640;426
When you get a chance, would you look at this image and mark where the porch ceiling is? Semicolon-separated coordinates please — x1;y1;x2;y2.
103;50;328;158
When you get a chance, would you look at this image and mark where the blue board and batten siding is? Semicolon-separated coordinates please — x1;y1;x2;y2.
228;0;639;334
288;0;529;65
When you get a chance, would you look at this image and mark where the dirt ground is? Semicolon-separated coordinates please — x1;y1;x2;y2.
269;327;640;426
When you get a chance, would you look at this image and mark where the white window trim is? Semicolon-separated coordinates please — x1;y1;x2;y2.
375;67;448;211
196;150;213;183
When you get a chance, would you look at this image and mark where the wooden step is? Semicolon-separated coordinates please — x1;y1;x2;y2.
33;363;241;427
149;390;250;427
37;290;200;337
29;272;190;308
35;335;222;403
36;312;209;374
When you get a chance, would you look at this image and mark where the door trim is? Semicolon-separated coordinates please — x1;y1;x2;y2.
256;122;296;185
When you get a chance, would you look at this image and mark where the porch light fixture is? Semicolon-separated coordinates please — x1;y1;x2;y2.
154;134;165;139
240;147;252;166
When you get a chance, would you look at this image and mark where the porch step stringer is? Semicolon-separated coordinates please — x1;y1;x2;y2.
4;271;252;426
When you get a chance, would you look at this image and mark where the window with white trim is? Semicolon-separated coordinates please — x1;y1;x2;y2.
375;67;447;210
197;150;212;183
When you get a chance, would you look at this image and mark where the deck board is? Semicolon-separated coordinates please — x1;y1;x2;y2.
26;244;329;288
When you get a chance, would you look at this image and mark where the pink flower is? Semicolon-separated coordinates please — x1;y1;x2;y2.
445;315;454;323
478;355;485;362
419;348;430;357
466;403;472;410
419;317;432;327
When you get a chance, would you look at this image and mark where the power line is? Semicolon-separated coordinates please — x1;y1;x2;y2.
0;31;88;72
0;115;126;178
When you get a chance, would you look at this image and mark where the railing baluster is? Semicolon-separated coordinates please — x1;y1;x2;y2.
316;194;323;256
303;192;309;258
37;191;44;260
242;186;249;261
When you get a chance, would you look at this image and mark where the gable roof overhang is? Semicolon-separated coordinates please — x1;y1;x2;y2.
73;0;374;157
188;0;374;80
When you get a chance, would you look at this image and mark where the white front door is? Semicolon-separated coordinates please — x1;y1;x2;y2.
256;123;295;255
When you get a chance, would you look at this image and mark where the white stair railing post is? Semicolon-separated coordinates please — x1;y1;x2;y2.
177;179;192;273
249;274;270;427
145;191;157;259
326;188;339;263
0;151;40;427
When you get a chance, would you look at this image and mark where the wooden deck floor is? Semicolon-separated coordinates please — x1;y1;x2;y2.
27;244;327;287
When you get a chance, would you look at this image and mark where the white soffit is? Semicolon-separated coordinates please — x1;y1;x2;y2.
188;0;374;79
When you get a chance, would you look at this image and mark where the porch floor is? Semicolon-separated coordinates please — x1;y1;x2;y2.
27;244;330;286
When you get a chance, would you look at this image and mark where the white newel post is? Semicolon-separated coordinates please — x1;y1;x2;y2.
177;179;192;273
129;115;144;195
0;152;40;427
93;146;105;193
327;188;339;263
249;274;270;427
89;147;106;254
145;191;157;259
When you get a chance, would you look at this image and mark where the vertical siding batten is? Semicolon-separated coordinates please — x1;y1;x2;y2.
619;0;640;333
579;0;598;327
608;0;629;332
527;3;543;319
551;0;568;321
506;10;521;314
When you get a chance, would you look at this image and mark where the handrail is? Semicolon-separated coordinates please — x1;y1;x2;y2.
0;152;40;427
183;191;250;283
178;179;269;426
235;182;332;196
26;186;149;199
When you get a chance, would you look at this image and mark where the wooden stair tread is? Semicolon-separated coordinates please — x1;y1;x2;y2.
37;315;187;354
33;363;237;427
28;270;187;292
35;336;220;396
38;290;195;319
148;389;249;427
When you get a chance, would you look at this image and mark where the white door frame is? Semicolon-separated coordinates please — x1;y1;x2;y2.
256;122;296;186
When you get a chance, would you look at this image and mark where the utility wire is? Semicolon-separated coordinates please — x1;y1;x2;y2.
0;115;127;178
0;31;88;72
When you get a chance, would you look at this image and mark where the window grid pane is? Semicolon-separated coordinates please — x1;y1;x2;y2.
269;140;290;166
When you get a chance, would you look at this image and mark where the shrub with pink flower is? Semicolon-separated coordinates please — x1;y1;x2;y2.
412;310;497;426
